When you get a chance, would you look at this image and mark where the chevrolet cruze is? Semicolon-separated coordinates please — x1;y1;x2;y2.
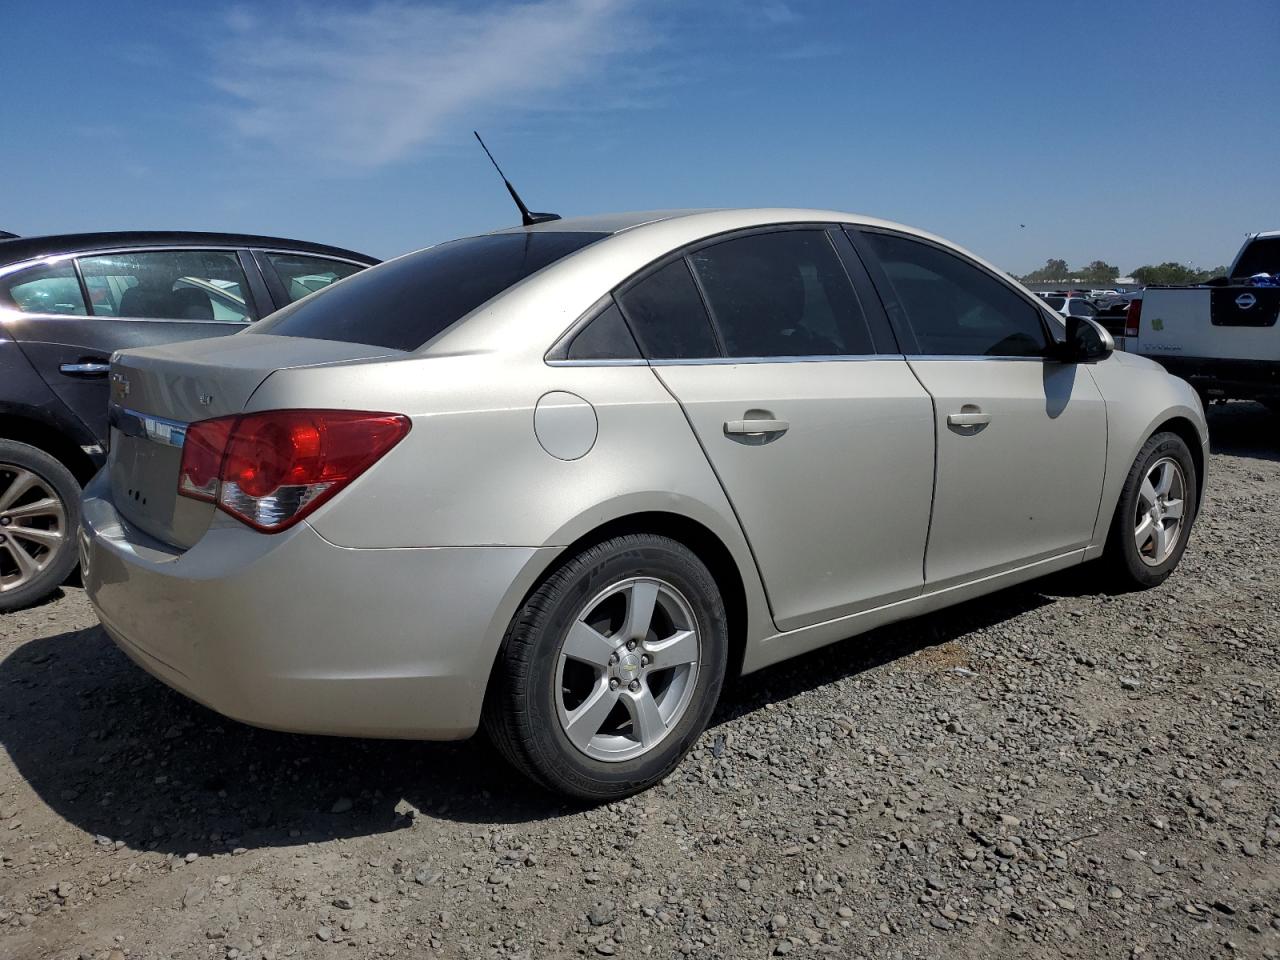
80;209;1207;799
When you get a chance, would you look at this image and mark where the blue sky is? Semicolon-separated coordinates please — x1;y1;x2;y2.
2;0;1276;274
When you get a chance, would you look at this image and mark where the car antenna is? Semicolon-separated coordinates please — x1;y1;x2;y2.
473;131;560;227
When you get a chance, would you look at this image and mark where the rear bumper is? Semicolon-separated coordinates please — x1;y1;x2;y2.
79;470;553;739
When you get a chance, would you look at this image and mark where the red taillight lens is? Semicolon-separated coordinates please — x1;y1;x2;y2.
178;417;235;502
177;410;410;532
1124;298;1142;338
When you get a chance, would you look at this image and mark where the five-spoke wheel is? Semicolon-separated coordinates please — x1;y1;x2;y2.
1108;431;1197;588
485;534;727;801
556;577;701;762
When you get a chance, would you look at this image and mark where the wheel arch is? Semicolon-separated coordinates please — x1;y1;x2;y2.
1150;414;1207;512
484;508;761;714
0;412;99;484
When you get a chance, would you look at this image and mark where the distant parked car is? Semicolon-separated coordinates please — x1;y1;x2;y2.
0;230;376;610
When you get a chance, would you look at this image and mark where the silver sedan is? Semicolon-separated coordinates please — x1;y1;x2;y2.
80;209;1207;799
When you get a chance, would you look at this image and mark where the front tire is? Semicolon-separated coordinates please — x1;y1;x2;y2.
1104;431;1197;589
0;440;81;612
484;534;728;801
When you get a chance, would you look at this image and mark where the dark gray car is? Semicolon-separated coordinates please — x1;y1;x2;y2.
0;230;376;610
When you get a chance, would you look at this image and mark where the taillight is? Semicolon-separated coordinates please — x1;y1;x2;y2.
177;410;411;532
1124;298;1142;338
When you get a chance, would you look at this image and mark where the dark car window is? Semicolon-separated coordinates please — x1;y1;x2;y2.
256;232;604;351
264;252;364;304
1067;299;1097;317
1044;296;1066;310
1231;236;1280;278
0;262;87;315
565;301;641;360
78;251;252;322
616;259;719;360
862;232;1047;357
688;230;873;357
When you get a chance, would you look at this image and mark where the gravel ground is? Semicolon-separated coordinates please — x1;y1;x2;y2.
1;402;1277;960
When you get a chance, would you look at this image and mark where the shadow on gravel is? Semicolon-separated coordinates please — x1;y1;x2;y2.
1207;402;1278;462
0;567;1098;853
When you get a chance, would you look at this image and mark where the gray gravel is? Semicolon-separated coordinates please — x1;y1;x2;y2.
1;402;1277;960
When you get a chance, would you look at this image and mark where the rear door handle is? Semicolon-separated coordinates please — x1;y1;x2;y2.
947;411;991;426
59;361;111;378
725;418;790;435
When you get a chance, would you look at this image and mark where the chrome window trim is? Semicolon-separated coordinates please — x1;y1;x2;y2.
254;249;371;269
0;306;249;326
548;354;898;367
905;354;1050;363
649;354;891;366
1;245;265;323
545;358;649;367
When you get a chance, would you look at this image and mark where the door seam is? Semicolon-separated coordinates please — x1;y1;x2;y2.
645;363;783;632
903;357;941;584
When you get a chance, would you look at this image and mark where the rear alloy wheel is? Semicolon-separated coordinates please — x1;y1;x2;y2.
0;440;82;612
484;534;727;800
1105;432;1197;589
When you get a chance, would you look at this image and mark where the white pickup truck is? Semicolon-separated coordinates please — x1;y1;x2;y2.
1127;231;1279;411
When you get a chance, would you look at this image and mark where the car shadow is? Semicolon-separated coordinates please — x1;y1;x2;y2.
0;569;1096;852
1207;401;1278;461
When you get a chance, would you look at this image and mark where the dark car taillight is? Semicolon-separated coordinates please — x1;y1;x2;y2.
1124;299;1142;338
178;410;411;532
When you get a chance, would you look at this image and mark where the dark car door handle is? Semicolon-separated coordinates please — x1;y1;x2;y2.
725;417;790;435
59;361;111;378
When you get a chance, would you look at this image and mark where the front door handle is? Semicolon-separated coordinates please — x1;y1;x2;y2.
59;360;111;378
947;410;991;427
725;417;790;435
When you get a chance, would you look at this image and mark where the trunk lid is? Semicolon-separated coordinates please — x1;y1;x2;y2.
106;334;399;548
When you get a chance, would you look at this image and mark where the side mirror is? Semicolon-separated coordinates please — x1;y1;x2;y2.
1061;316;1114;363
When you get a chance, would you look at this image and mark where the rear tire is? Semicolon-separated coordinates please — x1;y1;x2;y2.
1103;432;1197;589
0;440;81;612
484;534;728;801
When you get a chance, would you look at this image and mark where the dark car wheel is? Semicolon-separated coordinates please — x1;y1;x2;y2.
484;534;728;801
1104;432;1198;589
0;440;82;613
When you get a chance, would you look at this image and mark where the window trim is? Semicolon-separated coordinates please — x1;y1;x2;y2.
0;245;273;324
74;247;260;323
847;226;1061;358
547;222;900;367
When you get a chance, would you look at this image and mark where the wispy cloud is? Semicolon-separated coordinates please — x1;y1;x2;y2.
211;0;641;169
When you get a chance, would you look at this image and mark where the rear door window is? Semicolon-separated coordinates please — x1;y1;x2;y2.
77;250;252;321
263;253;364;304
688;230;873;357
616;259;719;360
255;231;604;351
0;262;87;315
1067;299;1097;317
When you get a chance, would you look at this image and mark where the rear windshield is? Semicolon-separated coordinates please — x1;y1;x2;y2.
1043;296;1066;310
1232;237;1280;279
255;231;606;350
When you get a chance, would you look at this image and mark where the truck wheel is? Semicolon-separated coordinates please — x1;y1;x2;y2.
484;534;728;801
0;440;81;612
1104;432;1197;589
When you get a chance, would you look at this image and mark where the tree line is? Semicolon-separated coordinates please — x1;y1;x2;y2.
1018;259;1228;286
